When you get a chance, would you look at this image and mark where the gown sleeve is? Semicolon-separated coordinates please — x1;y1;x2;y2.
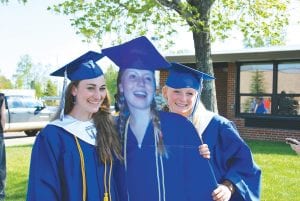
26;127;62;201
215;120;261;201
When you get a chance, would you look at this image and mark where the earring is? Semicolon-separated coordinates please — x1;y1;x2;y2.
72;95;77;104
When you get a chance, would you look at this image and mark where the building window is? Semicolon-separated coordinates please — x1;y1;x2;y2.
238;61;300;117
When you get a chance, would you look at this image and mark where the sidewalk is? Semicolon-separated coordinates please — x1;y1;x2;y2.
4;136;35;147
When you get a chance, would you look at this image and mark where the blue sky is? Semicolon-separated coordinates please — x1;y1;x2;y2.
0;0;300;80
0;0;100;79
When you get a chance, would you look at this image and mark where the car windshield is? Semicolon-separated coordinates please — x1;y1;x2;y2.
7;96;43;108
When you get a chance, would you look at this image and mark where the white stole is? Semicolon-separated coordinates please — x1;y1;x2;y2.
50;115;97;145
196;106;216;137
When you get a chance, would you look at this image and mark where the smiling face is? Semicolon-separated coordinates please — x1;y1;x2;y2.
119;68;155;110
162;86;198;117
71;75;107;120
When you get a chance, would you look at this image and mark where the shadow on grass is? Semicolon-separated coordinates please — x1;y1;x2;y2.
246;140;297;156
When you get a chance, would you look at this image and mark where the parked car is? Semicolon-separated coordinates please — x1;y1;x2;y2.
4;95;57;136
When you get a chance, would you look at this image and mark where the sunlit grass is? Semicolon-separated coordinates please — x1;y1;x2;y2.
6;145;31;201
247;140;300;201
4;141;300;201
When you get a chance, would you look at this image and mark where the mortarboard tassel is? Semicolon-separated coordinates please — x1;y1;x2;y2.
103;192;109;201
59;69;68;121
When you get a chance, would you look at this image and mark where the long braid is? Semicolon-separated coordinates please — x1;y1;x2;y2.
116;71;130;141
151;98;167;201
150;100;167;156
118;92;129;141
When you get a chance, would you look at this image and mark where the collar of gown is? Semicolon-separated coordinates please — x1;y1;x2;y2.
50;115;97;145
195;106;216;137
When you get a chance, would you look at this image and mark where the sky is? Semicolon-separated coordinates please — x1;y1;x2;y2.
1;0;300;80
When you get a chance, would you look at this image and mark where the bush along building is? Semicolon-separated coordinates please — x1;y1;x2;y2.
162;46;300;142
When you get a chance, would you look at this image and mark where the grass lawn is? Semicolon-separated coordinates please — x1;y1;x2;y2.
6;145;32;201
247;140;300;201
4;140;300;201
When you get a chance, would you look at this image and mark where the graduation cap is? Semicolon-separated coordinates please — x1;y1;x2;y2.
50;51;104;120
166;62;215;90
101;36;170;71
51;51;104;80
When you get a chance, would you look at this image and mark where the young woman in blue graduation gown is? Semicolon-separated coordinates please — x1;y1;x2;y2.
102;36;218;201
26;51;123;201
162;62;262;201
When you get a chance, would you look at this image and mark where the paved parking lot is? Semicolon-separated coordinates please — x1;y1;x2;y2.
4;132;36;147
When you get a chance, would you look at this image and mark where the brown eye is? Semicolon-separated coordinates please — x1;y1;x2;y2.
99;86;106;91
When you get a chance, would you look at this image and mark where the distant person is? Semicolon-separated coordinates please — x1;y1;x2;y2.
278;91;298;115
255;97;267;114
26;51;122;201
263;98;271;113
0;93;6;201
249;98;257;113
285;138;300;155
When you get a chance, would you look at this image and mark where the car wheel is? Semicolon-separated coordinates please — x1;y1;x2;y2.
25;130;38;136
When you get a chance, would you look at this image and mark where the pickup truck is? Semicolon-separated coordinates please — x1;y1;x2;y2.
4;95;57;136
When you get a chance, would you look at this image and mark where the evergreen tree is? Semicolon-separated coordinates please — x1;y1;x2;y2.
243;70;266;113
250;70;266;94
44;80;57;97
43;80;58;106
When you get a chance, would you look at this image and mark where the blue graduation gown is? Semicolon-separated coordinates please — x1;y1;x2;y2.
26;125;119;201
115;111;218;201
202;115;261;201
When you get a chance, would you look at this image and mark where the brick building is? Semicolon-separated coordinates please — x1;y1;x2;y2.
161;46;300;142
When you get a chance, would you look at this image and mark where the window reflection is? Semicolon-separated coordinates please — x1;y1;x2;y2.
239;62;300;117
275;92;300;116
240;96;271;114
240;64;273;94
278;63;300;93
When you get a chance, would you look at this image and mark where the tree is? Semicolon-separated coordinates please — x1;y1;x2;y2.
104;65;118;104
242;70;266;113
13;54;33;89
43;79;57;97
43;79;58;106
0;75;13;89
12;55;54;94
0;0;26;4
31;80;43;98
48;0;289;111
250;70;266;94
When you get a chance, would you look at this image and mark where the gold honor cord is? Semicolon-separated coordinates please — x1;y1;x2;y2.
74;135;113;201
74;136;87;201
103;159;113;201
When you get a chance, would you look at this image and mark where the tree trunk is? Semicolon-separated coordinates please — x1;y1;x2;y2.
192;1;218;113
